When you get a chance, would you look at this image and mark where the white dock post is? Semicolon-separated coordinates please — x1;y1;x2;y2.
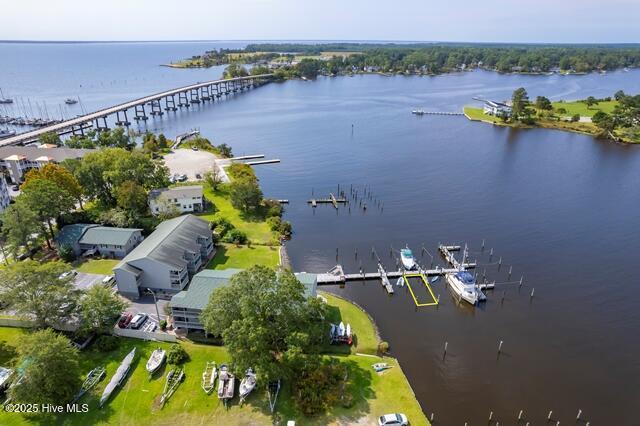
518;409;523;420
548;410;552;419
498;340;503;353
576;409;582;420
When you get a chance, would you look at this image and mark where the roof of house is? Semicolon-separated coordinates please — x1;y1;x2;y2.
114;214;210;270
55;224;98;247
169;268;242;310
0;146;95;163
149;185;203;201
79;226;142;246
169;269;318;311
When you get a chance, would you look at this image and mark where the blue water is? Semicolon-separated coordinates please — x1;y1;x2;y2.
2;42;640;424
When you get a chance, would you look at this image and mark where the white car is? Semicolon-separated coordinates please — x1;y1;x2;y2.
378;413;408;426
102;275;115;285
129;313;148;329
58;270;78;280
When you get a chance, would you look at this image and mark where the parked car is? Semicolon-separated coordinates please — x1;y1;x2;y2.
378;413;408;426
191;146;199;151
130;313;148;329
117;312;133;328
195;173;202;179
178;174;188;182
58;270;78;280
102;275;115;285
11;185;19;191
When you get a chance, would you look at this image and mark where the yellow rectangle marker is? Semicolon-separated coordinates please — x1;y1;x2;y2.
403;273;439;307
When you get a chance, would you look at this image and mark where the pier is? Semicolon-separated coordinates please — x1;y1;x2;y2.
0;74;273;147
308;193;348;209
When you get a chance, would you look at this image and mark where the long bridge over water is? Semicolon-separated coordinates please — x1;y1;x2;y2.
0;74;274;147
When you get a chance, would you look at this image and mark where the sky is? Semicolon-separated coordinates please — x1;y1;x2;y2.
1;0;639;43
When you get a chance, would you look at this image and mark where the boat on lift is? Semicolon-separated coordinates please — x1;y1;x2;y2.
400;246;417;270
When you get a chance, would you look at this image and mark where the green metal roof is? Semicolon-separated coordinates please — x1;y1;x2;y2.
55;224;97;247
170;269;242;310
169;268;318;311
79;227;142;246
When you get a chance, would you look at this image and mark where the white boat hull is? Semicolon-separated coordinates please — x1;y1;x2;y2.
446;273;478;305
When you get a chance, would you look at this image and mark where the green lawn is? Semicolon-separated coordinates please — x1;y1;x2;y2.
322;292;379;356
206;244;279;269
463;106;511;125
197;185;275;245
74;259;120;275
551;100;618;117
0;293;428;425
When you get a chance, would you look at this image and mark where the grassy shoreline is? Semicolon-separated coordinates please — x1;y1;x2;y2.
0;291;429;425
463;106;639;144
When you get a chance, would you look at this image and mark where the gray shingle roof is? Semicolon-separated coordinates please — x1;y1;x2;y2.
149;185;203;201
116;214;210;270
55;224;98;247
79;226;142;246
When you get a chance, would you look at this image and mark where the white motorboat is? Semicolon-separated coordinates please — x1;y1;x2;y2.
146;348;166;374
372;363;391;372
217;364;235;400
239;368;257;400
400;247;416;270
338;322;345;337
100;347;136;407
446;270;480;305
201;361;217;394
412;109;425;115
65;98;78;105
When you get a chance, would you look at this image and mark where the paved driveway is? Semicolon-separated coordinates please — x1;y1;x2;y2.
74;272;106;290
163;149;217;181
124;294;169;323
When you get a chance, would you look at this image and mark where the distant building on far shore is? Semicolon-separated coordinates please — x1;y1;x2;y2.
483;100;512;117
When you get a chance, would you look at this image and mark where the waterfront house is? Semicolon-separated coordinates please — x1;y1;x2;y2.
0;145;94;183
148;185;204;216
483;100;512;117
169;269;317;332
55;224;144;258
113;214;214;299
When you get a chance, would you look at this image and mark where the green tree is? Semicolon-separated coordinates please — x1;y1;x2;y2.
39;131;61;146
203;168;222;191
0;260;79;328
585;96;599;109
23;163;84;207
592;111;616;135
20;179;76;248
614;90;626;101
229;178;263;212
74;148;169;206
79;285;128;334
216;143;233;158
535;96;553;111
9;329;81;405
511;87;529;120
1;199;41;257
200;266;327;384
157;133;169;149
115;180;148;216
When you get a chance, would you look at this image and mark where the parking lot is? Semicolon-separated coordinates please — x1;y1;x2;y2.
117;294;170;333
73;272;107;290
163;149;217;181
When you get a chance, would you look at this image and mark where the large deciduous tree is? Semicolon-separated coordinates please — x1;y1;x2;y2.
1;199;41;257
511;87;530;120
23;163;84;207
0;260;79;328
74;148;169;206
20;178;76;248
200;266;327;384
9;329;82;405
79;285;128;334
115;180;149;216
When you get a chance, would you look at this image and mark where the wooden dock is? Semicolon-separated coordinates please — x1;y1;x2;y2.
378;263;394;294
307;193;348;209
438;244;477;269
317;265;463;285
246;159;280;165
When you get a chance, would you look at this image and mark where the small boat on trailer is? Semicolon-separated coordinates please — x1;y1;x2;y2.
100;348;136;407
160;367;184;408
239;368;257;402
73;366;106;402
217;364;235;401
146;348;166;375
201;361;217;394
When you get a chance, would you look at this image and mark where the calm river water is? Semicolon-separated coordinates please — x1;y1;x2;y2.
2;42;640;424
